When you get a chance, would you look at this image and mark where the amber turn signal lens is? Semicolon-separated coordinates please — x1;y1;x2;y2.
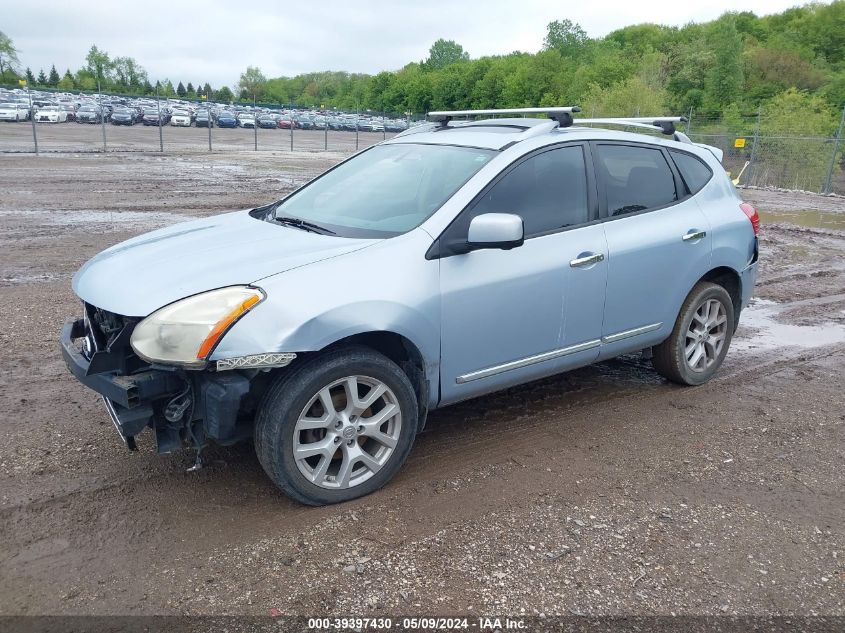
196;294;261;360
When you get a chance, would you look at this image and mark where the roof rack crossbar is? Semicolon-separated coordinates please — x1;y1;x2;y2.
576;116;687;135
427;106;581;127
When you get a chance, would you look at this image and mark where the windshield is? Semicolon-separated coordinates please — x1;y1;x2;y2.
271;143;495;237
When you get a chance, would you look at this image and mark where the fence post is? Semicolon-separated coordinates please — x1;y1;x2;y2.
746;106;762;186
156;84;163;152
98;81;107;153
822;104;845;194
27;86;38;155
253;94;258;151
290;118;294;151
686;107;693;135
206;90;212;152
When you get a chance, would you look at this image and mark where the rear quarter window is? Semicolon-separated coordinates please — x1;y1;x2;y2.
669;150;713;194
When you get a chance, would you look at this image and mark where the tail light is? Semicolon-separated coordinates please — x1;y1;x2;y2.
740;202;759;235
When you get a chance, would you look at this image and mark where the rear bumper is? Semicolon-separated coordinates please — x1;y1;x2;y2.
740;259;758;310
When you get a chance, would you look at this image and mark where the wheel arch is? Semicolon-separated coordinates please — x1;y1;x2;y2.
319;330;431;431
696;266;742;330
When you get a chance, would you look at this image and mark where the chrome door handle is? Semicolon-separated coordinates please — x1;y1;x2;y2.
570;253;605;268
682;230;707;242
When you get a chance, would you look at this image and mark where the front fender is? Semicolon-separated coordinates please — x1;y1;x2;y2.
210;229;441;405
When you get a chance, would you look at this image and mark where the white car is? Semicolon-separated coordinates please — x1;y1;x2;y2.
35;106;68;123
170;111;192;127
0;102;27;122
238;114;256;128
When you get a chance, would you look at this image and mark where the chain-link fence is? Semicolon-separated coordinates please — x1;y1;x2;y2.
3;95;843;195
681;109;845;195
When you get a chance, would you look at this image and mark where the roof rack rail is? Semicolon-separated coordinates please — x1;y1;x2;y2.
427;106;581;127
576;116;689;138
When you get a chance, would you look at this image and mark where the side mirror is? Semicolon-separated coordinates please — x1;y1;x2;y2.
467;213;524;251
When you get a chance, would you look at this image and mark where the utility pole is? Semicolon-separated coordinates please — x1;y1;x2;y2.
822;104;845;194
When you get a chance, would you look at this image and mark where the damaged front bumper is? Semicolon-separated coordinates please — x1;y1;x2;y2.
60;316;251;453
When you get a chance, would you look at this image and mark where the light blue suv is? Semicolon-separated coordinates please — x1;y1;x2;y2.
61;107;760;505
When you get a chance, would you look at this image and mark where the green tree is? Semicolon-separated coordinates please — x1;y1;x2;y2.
0;31;21;78
48;64;60;86
581;76;668;117
58;70;75;90
36;68;47;85
203;82;212;98
25;67;35;85
215;86;234;103
704;16;744;111
543;19;588;57
112;56;147;91
238;66;267;99
423;39;470;70
85;45;112;86
186;81;194;94
176;81;186;97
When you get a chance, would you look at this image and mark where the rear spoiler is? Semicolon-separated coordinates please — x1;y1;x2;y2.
694;142;724;163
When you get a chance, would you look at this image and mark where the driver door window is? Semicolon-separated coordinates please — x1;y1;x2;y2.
469;145;590;237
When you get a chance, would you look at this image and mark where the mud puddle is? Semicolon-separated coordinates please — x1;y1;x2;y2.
759;208;845;230
734;297;845;352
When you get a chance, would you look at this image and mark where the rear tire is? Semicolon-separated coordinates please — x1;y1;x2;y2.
652;282;734;386
254;346;418;506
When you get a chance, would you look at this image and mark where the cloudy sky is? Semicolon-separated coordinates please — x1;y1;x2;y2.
8;0;806;88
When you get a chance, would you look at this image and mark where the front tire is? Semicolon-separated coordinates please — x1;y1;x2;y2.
254;346;418;505
652;282;734;386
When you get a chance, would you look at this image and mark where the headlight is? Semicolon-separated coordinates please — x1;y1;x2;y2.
130;286;264;368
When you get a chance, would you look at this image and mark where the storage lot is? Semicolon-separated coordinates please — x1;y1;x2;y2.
0;149;843;617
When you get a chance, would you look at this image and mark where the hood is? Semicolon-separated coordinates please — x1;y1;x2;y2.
73;210;377;316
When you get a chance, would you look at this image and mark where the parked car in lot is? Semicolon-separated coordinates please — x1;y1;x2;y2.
0;102;29;121
62;107;759;506
195;110;214;128
110;107;136;125
76;105;105;124
258;115;278;129
35;106;69;123
142;110;169;126
170;110;192;127
217;111;238;128
61;104;78;122
277;116;293;129
238;113;255;128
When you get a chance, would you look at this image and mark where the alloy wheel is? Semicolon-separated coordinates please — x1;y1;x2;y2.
293;375;402;489
685;298;728;372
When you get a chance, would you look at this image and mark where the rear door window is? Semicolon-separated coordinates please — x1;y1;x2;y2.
669;150;713;194
594;144;678;217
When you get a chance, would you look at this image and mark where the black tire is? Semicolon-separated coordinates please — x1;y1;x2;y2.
254;346;418;506
652;281;735;386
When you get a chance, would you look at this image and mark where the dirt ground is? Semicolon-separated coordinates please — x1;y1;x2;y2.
0;150;844;619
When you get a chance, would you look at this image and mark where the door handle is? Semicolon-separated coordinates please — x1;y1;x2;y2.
570;253;605;268
682;230;707;242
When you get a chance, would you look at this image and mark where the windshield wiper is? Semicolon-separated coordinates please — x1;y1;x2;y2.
274;216;336;235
